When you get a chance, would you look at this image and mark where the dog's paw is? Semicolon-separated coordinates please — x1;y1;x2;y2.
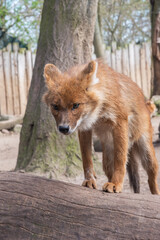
102;182;122;193
82;178;97;189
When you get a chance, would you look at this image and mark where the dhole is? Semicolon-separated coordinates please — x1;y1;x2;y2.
43;59;159;194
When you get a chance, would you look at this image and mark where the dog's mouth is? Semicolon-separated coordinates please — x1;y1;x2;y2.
58;118;82;135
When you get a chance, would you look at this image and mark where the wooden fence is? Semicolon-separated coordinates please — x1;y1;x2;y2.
0;43;36;115
0;42;152;116
103;42;152;99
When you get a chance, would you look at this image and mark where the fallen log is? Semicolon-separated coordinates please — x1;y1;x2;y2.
0;172;160;240
0;115;23;130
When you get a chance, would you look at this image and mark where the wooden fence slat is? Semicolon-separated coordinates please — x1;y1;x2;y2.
11;52;20;115
111;42;116;71
31;53;36;69
140;45;148;98
134;44;142;89
6;43;12;52
128;43;136;82
115;49;122;73
122;47;130;77
25;50;33;92
145;42;152;98
0;50;7;115
13;43;19;52
111;52;116;71
3;51;14;115
105;49;111;67
18;53;27;115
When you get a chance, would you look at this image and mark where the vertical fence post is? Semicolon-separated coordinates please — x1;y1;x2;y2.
0;50;7;115
3;48;14;115
140;44;148;98
134;44;142;89
31;53;36;70
18;51;27;114
11;43;20;115
111;42;116;71
115;48;122;73
105;47;111;67
122;46;130;77
145;42;152;98
128;42;136;83
25;50;33;93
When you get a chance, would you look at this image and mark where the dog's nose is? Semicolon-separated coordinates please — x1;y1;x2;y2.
58;125;69;134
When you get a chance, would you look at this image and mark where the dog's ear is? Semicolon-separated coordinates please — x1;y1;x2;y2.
44;64;61;88
82;61;99;87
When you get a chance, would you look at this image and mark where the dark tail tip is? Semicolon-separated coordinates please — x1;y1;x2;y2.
127;162;140;193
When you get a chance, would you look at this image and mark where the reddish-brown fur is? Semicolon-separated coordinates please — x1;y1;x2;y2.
43;59;159;194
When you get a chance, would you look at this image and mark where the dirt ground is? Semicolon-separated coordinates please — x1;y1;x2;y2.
0;116;160;194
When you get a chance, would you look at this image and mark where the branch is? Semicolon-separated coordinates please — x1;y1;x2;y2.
0;20;20;39
130;15;150;39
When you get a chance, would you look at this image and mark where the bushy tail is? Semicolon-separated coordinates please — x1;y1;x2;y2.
146;100;157;117
127;157;140;193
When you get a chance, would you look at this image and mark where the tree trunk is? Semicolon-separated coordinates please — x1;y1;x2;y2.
93;1;106;58
16;0;98;176
94;18;106;58
151;0;160;95
0;172;160;240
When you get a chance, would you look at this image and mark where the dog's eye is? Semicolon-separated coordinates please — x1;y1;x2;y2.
51;104;59;111
72;103;80;110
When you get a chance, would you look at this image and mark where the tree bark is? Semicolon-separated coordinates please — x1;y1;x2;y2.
93;1;106;58
150;0;160;94
16;0;98;176
0;172;160;240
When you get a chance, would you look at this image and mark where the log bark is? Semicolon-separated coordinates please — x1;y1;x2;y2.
16;0;98;175
0;172;160;240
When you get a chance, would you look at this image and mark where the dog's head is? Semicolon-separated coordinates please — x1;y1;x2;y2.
43;61;102;134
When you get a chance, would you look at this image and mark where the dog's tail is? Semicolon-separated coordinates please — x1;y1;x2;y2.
127;154;140;193
146;100;157;117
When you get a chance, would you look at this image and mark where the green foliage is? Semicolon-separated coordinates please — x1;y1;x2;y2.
0;0;43;50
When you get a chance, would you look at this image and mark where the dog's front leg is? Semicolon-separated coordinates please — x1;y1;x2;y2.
103;120;128;193
78;130;97;189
